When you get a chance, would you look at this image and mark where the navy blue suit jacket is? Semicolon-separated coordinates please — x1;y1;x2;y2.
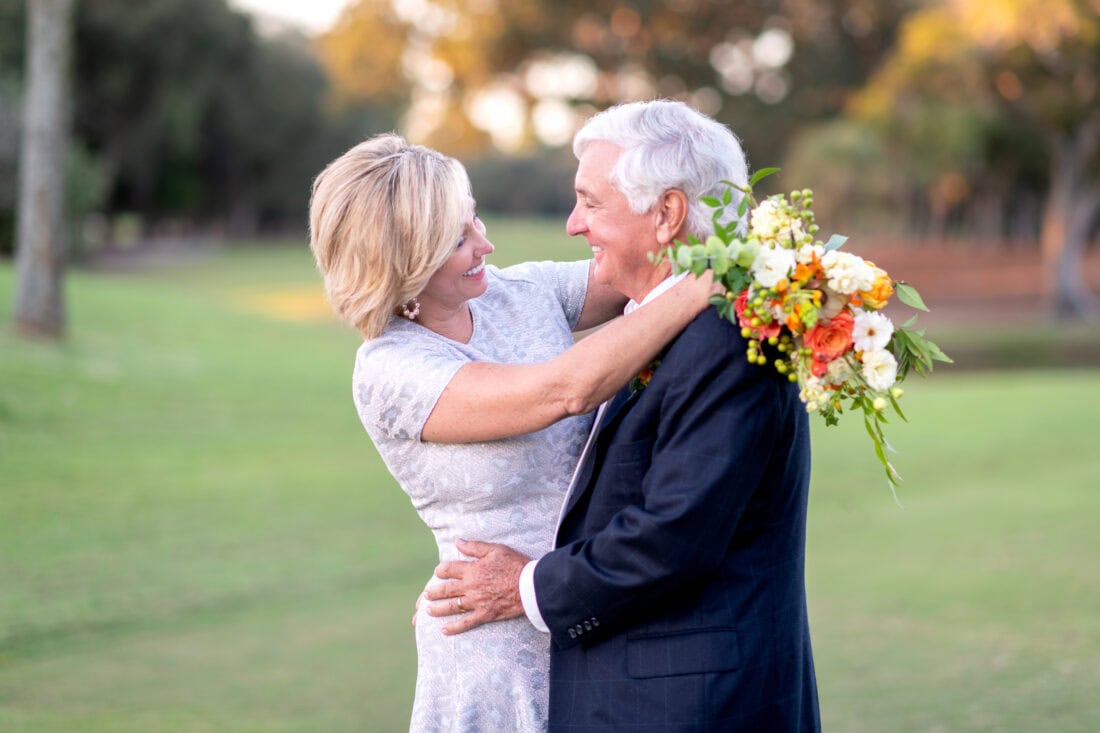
533;309;820;732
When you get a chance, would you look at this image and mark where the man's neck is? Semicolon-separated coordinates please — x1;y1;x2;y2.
625;269;687;315
623;263;673;304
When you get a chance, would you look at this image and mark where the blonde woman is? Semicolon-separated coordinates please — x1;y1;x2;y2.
309;134;715;732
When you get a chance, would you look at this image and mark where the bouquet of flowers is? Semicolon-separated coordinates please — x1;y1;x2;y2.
655;168;951;488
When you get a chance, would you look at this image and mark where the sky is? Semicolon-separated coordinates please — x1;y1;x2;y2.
228;0;352;34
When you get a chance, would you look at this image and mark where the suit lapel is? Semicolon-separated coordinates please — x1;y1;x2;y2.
557;386;641;537
600;384;637;430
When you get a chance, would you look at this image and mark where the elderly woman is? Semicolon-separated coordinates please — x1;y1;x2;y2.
308;134;714;732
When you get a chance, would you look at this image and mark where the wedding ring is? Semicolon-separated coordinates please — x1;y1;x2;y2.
456;597;467;612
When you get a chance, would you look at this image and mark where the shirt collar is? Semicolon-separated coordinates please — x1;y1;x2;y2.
623;271;689;315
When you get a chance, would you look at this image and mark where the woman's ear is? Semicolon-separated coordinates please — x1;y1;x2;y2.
654;189;689;245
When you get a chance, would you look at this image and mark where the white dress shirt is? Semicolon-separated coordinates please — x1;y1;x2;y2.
518;272;688;632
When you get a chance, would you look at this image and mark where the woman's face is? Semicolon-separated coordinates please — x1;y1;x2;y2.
419;204;495;310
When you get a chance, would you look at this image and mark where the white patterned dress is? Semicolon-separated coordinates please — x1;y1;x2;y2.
353;260;594;732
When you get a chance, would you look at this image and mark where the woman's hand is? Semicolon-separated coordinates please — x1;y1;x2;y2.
678;267;724;306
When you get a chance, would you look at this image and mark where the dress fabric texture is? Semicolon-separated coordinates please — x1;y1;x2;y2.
352;260;593;732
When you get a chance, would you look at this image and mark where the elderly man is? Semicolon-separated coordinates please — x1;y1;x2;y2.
427;100;820;731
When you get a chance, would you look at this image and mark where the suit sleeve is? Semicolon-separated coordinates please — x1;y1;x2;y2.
533;315;789;648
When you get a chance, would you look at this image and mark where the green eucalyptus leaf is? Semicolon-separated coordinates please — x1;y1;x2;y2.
712;252;730;276
701;196;722;208
675;246;693;271
705;236;726;257
823;234;848;251
722;187;733;206
735;241;759;268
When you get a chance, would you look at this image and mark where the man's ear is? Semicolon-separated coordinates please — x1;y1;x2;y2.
654;189;689;245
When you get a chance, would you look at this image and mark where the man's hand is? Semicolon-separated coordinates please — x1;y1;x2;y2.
424;539;530;635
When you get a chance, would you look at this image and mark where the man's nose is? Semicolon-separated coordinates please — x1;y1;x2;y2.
566;206;585;236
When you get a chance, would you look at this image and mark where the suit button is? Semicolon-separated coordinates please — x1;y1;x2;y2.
567;628;577;639
591;617;600;627
583;621;592;631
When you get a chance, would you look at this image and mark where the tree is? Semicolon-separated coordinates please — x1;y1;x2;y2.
318;0;913;168
851;0;1100;319
13;0;73;338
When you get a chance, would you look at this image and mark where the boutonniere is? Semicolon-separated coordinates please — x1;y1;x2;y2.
629;359;661;395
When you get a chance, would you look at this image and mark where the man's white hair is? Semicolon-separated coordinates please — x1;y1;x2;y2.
572;99;749;239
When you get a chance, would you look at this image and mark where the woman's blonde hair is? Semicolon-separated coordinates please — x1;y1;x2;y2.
309;134;471;339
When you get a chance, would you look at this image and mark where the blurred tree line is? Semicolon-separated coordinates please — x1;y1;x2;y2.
319;0;1098;316
3;0;1097;322
0;0;392;258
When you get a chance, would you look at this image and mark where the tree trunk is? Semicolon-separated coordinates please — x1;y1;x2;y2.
1039;119;1100;321
12;0;74;338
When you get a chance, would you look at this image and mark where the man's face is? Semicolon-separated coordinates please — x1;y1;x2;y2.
566;141;667;302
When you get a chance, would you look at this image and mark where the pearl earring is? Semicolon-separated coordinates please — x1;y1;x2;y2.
401;299;421;321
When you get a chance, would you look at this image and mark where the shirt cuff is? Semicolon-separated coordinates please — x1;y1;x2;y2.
519;559;549;633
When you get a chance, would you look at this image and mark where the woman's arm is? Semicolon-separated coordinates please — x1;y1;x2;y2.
420;272;719;443
573;262;630;332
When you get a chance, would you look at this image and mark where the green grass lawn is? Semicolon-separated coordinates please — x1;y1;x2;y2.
1;224;1098;731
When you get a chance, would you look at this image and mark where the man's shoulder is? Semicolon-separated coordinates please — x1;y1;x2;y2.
668;308;745;356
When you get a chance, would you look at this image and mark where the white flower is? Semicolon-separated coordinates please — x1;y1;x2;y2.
799;375;828;406
852;311;894;353
796;243;823;265
750;245;796;288
750;198;804;245
823;354;854;386
861;349;898;391
821;250;876;294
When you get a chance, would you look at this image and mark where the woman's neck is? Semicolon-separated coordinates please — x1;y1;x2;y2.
416;300;474;343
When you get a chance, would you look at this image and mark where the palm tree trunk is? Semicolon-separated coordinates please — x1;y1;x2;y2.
12;0;74;338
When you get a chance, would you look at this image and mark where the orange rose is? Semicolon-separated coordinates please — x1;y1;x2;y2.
803;310;854;367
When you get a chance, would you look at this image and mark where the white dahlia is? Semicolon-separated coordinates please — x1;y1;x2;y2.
861;349;898;391
852;311;894;353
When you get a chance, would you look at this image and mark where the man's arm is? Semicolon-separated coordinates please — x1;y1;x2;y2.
531;316;788;647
